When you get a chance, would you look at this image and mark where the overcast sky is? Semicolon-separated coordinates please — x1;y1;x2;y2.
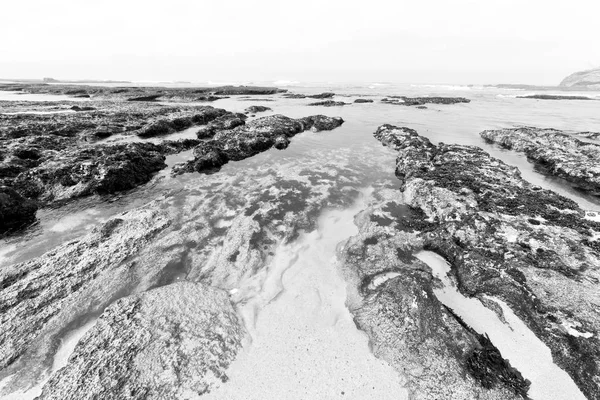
2;0;599;85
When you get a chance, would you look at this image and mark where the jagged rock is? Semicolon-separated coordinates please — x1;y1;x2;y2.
381;96;470;106
353;98;373;103
244;105;271;114
70;105;96;111
307;100;348;107
38;282;244;400
480;127;600;195
560;67;600;89
0;186;38;234
374;124;600;399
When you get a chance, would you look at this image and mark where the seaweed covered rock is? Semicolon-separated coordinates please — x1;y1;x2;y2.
307;100;348;107
38;282;244;399
480;126;600;195
11;140;198;202
176;114;344;174
340;187;524;400
382;96;470;106
374;124;600;399
244;105;271;114
0;186;38;234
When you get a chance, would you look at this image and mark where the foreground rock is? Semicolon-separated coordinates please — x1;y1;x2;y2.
341;187;526;399
38;282;244;399
354;98;374;103
174;114;344;174
382;96;470;106
480;127;600;196
374;124;600;399
560;67;600;89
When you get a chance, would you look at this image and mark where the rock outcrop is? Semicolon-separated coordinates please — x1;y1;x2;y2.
307;100;348;107
381;97;470;106
374;124;600;399
480;127;600;196
559;67;600;89
38;282;244;399
174;114;344;174
244;105;271;114
517;95;593;100
341;186;526;400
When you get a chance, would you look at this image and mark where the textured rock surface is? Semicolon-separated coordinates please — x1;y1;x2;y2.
480;126;600;195
374;124;600;399
174;114;344;174
38;282;244;400
560;67;600;89
341;187;525;399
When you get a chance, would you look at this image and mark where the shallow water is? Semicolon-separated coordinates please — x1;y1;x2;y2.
1;83;599;398
415;251;586;400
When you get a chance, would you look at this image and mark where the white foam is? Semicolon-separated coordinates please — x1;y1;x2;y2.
416;251;586;400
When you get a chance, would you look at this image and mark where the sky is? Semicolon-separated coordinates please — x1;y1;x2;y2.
1;0;599;85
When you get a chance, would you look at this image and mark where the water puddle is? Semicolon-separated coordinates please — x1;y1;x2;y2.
415;251;586;400
204;190;408;400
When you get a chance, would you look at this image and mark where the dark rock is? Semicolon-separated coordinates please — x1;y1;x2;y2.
195;95;223;102
297;115;345;132
70;106;96;112
307;92;335;99
127;94;162;102
12;142;170;201
374;124;600;400
177;114;343;174
382;96;470;106
307;100;349;107
517;95;593;100
274;135;291;149
244;105;271;114
137;119;174;138
281;93;307;99
353;99;373;103
480;127;600;195
0;186;38;234
340;188;524;399
196;113;247;139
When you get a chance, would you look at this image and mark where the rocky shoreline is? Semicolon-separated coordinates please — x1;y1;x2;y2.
373;125;600;399
1;83;598;399
481;127;600;196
